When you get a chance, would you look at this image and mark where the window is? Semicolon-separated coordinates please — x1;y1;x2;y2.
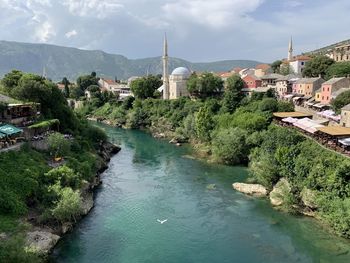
327;96;329;100
322;96;324;100
327;87;330;92
301;62;304;65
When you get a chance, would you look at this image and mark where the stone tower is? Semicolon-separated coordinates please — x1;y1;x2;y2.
288;36;293;61
162;34;170;100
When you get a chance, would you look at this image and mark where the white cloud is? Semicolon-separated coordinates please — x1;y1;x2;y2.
65;29;77;38
35;21;56;42
162;0;264;29
62;0;124;19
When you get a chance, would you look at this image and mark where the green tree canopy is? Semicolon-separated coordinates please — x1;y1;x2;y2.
130;75;162;99
187;72;223;98
303;55;335;78
76;74;99;91
271;60;282;73
47;132;71;158
1;70;23;94
195;105;214;142
222;74;244;113
331;90;350;113
326;62;350;79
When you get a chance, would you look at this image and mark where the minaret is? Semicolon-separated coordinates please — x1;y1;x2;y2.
162;34;169;100
288;36;293;61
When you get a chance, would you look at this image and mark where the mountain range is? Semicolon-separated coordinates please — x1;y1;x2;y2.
0;40;261;82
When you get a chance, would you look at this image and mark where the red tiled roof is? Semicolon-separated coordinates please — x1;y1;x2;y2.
102;78;118;85
255;64;270;71
232;67;242;73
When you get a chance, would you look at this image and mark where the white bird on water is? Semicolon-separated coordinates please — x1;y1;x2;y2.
157;219;168;224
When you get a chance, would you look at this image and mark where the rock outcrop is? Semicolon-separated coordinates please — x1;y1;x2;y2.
232;183;268;197
301;187;318;209
25;231;60;255
269;178;291;206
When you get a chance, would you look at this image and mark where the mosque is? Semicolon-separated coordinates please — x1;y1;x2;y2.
159;35;191;99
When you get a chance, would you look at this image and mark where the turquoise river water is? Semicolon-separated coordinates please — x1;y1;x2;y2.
52;124;350;263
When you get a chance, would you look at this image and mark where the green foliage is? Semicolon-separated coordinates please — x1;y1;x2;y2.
222;74;244;113
77;74;98;91
130;75;162;99
187;72;223;98
0;234;41;263
271;60;282;73
44;165;81;189
1;70;23;94
49;183;82;223
277;101;294;112
326;62;350;79
303;55;335;78
212;128;248;164
195;106;214;142
28;119;59;129
47;132;71;158
331;90;350;113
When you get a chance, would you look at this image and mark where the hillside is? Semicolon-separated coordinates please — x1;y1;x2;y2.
306;38;350;55
0;41;261;81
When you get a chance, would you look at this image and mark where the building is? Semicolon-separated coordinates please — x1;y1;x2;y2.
242;75;262;89
254;64;271;78
159;35;191;100
169;67;191;99
292;77;324;96
289;55;311;75
340;104;350;127
288;37;293;61
261;73;284;88
275;74;299;98
319;77;350;105
98;78;120;92
330;42;350;62
98;78;132;99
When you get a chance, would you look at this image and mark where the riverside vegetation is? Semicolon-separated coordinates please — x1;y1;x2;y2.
82;73;350;239
0;70;116;262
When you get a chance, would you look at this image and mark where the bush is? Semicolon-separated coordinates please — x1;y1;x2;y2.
44;165;81;189
49;184;82;223
212;127;249;164
47;132;71;158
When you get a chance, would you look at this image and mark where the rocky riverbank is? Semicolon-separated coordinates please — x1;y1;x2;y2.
232;178;317;217
24;141;121;258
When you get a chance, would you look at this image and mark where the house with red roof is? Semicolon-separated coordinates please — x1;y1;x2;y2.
242;75;262;89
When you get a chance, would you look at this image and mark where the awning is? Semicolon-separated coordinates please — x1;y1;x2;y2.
0;124;23;135
282;117;298;123
339;138;350;146
0;133;6;138
293;118;325;134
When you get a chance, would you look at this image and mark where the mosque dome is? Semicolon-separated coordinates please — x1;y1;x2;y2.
171;67;191;77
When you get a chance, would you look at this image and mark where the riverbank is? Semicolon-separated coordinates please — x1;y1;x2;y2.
24;141;121;258
53;124;350;263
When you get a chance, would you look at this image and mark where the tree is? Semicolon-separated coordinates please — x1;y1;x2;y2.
187;72;223;98
47;132;71;158
44;165;80;189
303;55;335;78
331;90;350;113
1;70;23;94
195;106;214;142
280;63;294;75
222;74;244;113
62;77;70;98
326;62;350;79
271;60;282;73
76;74;98;91
212;127;248;164
130;75;162;99
49;183;82;223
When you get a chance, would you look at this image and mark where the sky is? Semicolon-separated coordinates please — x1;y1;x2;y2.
0;0;349;63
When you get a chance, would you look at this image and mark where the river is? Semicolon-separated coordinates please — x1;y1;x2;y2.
52;124;350;263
